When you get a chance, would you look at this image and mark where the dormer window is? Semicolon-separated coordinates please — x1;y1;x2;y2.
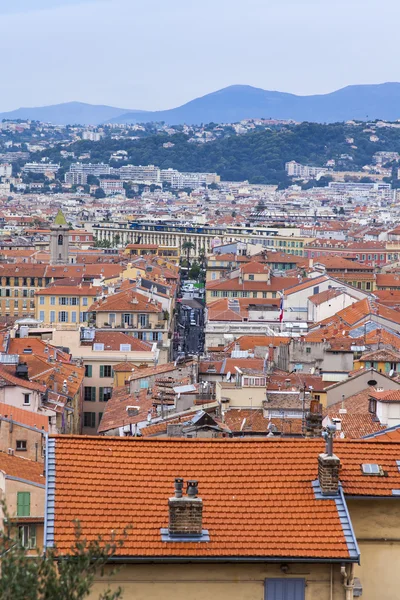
368;398;377;414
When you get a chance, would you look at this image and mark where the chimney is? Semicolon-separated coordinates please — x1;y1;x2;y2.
305;400;323;438
318;424;340;495
168;478;203;537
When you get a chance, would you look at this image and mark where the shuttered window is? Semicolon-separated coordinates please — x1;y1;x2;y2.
17;492;31;517
265;579;305;600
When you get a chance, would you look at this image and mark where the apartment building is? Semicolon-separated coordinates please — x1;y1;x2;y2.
35;284;98;325
50;328;158;434
285;161;328;179
21;162;60;175
99;179;125;195
87;288;167;344
69;162;111;176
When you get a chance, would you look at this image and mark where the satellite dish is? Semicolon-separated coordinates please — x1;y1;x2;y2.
226;371;231;381
390;369;394;377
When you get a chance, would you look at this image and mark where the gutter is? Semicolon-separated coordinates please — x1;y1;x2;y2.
106;555;358;564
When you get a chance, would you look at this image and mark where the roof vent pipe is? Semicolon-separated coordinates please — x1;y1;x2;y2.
174;477;184;498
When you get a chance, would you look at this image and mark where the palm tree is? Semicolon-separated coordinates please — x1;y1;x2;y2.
182;241;195;270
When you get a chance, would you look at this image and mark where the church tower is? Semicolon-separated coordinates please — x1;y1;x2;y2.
50;209;70;265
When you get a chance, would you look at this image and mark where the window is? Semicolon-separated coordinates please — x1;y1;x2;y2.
252;292;257;298
50;311;55;323
23;393;31;406
70;297;78;306
59;297;68;305
58;234;63;246
50;296;56;305
85;365;92;377
362;463;383;476
265;578;305;600
16;440;27;451
84;386;96;401
109;313;116;324
19;525;36;549
17;492;30;517
313;286;319;295
71;311;77;323
39;296;45;305
262;291;267;298
368;398;377;414
123;313;132;325
139;314;149;327
83;412;96;428
39;311;45;322
306;347;311;354
58;311;68;323
248;274;254;281
314;394;321;401
100;365;113;378
99;387;112;402
82;297;88;306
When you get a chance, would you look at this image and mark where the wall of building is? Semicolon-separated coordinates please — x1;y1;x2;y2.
216;382;266;408
326;371;400;406
348;498;400;600
89;562;346;600
0;420;46;461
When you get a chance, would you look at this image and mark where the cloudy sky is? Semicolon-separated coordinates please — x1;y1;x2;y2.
0;0;398;112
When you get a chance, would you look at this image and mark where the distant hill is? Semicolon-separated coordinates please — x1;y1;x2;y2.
109;83;400;125
2;83;400;125
0;102;145;126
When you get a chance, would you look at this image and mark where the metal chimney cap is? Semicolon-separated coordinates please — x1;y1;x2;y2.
187;480;198;497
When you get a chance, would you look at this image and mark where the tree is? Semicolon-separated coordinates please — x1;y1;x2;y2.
182;241;195;270
188;262;201;279
0;503;128;600
87;175;100;186
95;188;106;199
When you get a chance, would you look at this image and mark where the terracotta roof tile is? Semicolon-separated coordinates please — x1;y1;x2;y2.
0;451;45;485
50;436;367;559
0;401;49;431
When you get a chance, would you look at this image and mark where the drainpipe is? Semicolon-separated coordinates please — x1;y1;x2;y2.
341;563;355;600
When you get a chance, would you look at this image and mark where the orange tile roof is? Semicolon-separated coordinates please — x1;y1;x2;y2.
97;387;153;433
224;335;290;352
206;276;298;292
0;401;49;431
0;365;46;392
370;390;400;402
284;275;330;296
93;332;152;352
0;451;45;485
89;288;162;313
50;436;368;559
376;274;400;288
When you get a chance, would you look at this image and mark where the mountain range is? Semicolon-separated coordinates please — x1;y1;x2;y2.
2;83;400;126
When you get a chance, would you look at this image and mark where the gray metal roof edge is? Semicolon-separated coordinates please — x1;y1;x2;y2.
312;480;360;563
337;484;360;562
362;424;400;439
0;416;49;435
5;474;45;489
44;437;56;549
106;555;357;564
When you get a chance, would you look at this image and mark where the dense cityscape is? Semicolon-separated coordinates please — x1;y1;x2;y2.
2;0;400;597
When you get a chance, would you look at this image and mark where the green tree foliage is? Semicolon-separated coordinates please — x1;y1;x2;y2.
30;121;400;187
0;504;128;600
182;241;195;270
95;188;106;199
188;262;201;279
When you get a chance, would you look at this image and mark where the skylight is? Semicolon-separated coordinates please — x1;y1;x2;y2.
361;463;382;475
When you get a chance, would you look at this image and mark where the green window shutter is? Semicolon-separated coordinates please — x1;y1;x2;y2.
86;365;92;377
91;387;96;401
99;387;104;402
111;368;114;378
100;365;104;378
17;492;30;517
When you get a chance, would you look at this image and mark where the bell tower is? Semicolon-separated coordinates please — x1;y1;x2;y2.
50;209;70;265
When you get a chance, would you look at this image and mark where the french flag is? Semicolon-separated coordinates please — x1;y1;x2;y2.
279;295;284;323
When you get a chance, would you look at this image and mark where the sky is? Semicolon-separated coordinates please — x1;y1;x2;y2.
0;0;398;112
